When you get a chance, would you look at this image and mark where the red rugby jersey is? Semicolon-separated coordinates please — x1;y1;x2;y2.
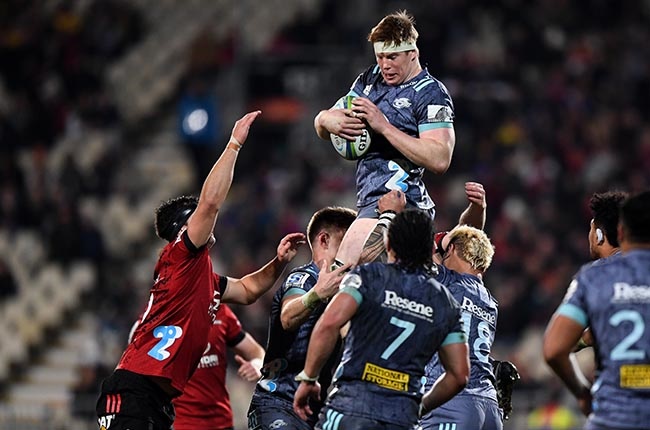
117;229;227;394
173;304;244;430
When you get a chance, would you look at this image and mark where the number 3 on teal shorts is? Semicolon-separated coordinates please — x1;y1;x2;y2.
148;325;183;361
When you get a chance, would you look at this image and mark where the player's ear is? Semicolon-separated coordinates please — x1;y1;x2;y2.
318;231;330;248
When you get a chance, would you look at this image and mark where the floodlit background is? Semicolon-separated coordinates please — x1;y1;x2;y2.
1;0;648;429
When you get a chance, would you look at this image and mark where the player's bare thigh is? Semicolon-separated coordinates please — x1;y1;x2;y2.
335;217;378;265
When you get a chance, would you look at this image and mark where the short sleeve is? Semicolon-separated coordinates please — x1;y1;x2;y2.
220;305;245;346
556;278;589;328
280;271;315;300
414;80;455;133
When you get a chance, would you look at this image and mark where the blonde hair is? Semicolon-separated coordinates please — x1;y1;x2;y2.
446;225;495;272
368;10;419;45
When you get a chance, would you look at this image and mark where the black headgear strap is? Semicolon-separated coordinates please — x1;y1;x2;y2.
163;207;196;241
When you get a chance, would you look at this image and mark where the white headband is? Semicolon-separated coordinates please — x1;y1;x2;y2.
373;41;418;54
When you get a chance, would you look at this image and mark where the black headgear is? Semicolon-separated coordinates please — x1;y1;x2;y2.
161;207;195;241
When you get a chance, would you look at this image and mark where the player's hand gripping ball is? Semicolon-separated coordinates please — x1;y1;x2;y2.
330;96;372;160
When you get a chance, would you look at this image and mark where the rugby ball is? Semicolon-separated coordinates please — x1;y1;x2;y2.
330;129;371;160
330;96;372;160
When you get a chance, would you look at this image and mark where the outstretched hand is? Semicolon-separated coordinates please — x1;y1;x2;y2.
230;110;262;146
293;381;322;421
276;233;307;263
465;182;486;209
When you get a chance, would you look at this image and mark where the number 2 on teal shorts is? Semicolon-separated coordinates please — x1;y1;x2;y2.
386;160;408;192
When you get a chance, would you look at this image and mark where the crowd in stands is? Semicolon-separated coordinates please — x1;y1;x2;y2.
0;0;143;421
1;0;649;426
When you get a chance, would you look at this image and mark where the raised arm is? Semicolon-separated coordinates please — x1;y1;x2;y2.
186;111;261;247
222;232;306;305
457;182;487;230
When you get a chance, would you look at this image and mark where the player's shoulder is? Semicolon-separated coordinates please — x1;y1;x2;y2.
356;64;384;87
217;303;235;319
282;262;319;289
356;260;396;279
420;268;459;305
409;70;453;106
578;254;622;279
349;262;394;295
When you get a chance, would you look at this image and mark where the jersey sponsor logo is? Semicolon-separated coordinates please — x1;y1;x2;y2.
362;362;409;391
98;415;116;429
363;84;372;95
461;296;496;324
620;364;650;389
198;353;219;368
392;97;412;109
399;80;419;89
269;419;288;429
208;290;221;323
427;105;453;122
383;290;434;318
612;282;650;303
286;272;310;289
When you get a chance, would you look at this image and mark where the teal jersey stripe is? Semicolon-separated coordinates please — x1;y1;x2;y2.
282;287;306;299
556;303;588;327
441;331;467;346
340;286;363;305
419;122;453;132
414;79;434;92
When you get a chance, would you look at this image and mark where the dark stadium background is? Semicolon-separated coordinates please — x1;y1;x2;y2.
1;0;648;428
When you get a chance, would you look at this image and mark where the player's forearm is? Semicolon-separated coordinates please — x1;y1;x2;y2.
314;110;331;140
234;334;265;362
281;296;315;331
420;372;466;415
303;323;339;378
458;202;486;230
546;354;590;398
238;257;286;303
199;143;240;212
381;126;452;174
